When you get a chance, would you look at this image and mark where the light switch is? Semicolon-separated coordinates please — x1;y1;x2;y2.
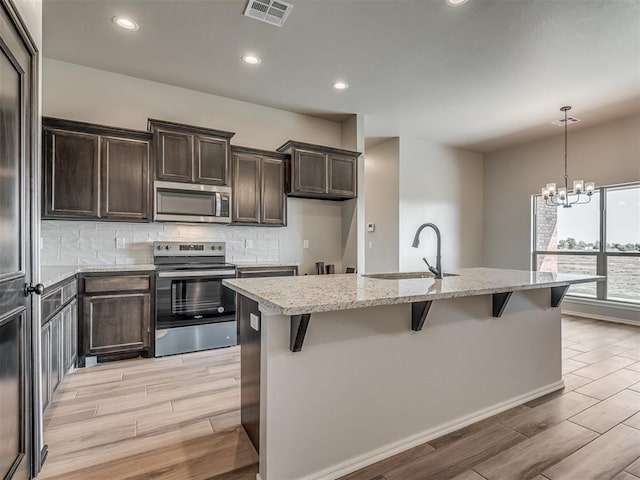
250;313;260;331
245;239;253;249
116;237;126;249
303;240;309;249
368;241;373;249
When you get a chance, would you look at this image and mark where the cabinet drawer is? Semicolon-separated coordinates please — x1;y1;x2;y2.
62;279;77;303
41;288;63;322
84;275;151;293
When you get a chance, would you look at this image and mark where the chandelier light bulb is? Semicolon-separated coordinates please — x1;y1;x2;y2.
573;180;584;193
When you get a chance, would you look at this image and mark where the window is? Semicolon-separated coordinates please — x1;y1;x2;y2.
533;183;640;305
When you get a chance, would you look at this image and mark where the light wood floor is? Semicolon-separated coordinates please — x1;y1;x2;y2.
38;346;258;480
39;316;640;480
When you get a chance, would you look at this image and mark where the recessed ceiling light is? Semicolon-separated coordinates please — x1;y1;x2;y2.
333;81;349;90
242;54;261;65
446;0;468;5
112;16;139;30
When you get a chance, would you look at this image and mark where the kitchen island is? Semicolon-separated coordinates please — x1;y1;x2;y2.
223;268;602;480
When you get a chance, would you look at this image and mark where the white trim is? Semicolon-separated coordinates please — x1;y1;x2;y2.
562;309;640;327
564;296;640;312
295;379;564;480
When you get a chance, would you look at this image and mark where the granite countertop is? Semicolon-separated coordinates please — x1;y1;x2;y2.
223;267;604;316
41;264;156;289
233;262;299;269
40;261;300;289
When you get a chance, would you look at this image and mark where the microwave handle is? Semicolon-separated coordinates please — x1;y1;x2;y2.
215;192;222;217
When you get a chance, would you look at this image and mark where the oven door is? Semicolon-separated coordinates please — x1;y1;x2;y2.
156;269;236;329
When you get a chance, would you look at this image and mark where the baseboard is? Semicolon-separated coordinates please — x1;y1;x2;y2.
297;379;565;480
562;309;640;327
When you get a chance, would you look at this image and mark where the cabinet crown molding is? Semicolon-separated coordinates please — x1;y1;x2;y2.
43;117;152;141
276;140;361;157
147;118;235;139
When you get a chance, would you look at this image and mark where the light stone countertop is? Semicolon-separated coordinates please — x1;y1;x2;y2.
41;264;156;289
223;267;604;316
40;261;300;289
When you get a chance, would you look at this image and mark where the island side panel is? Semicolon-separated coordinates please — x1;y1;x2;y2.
259;289;562;480
238;294;261;452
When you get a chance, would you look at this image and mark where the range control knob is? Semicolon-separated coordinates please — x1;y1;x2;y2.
156;245;162;250
165;245;170;250
211;246;216;250
218;246;223;250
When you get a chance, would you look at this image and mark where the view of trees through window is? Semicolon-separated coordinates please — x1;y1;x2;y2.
533;183;640;304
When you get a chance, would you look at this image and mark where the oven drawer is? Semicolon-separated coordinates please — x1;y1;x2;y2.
84;275;151;293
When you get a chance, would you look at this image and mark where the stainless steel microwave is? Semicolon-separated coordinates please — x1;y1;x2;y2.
154;181;231;223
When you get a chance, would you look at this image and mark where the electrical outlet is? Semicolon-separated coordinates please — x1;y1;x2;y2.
245;239;253;249
116;237;126;249
303;239;309;249
367;223;375;232
250;313;260;331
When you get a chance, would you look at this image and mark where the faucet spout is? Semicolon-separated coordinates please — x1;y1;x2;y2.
412;223;442;279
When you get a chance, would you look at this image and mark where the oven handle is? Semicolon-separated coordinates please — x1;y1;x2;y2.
157;269;237;279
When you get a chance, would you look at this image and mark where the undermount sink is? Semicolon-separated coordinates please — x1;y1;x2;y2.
363;271;459;280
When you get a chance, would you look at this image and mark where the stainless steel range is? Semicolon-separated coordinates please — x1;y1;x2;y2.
154;241;237;357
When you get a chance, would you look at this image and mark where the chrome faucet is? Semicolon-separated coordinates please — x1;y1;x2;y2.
412;223;443;279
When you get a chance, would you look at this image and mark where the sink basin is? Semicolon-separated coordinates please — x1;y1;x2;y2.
363;271;459;280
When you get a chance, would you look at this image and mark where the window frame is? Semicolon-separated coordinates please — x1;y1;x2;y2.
532;181;640;305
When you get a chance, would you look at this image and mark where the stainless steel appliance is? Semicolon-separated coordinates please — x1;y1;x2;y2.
154;181;231;223
154;241;236;357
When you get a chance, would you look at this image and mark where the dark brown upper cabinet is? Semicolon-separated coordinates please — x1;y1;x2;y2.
101;136;151;221
277;141;360;200
43;127;100;218
148;119;235;186
43;117;152;221
231;146;288;227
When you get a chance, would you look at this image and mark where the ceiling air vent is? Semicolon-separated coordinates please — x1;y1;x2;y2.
550;116;580;126
244;0;293;27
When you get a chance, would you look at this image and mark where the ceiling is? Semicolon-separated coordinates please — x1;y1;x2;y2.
43;0;640;153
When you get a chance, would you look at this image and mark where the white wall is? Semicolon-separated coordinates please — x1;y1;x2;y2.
483;113;640;270
13;0;41;50
42;58;351;274
364;138;400;273
399;137;484;272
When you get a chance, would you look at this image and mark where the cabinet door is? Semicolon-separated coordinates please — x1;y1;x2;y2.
83;293;151;356
40;322;51;411
101;136;150;220
232;153;261;224
51;313;62;394
70;302;78;366
195;135;229;185
293;150;326;194
62;300;77;372
43;128;100;218
328;154;357;198
155;130;193;183
261;158;286;226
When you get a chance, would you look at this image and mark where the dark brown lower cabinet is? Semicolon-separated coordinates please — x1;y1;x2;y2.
82;294;151;356
41;277;77;413
236;266;298;452
79;272;154;364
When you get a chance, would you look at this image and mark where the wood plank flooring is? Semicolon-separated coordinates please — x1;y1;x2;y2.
38;346;258;480
39;315;640;480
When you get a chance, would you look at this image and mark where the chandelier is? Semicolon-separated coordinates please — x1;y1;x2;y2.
541;106;595;208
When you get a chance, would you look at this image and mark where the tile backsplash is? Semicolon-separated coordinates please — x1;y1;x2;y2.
41;220;280;266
